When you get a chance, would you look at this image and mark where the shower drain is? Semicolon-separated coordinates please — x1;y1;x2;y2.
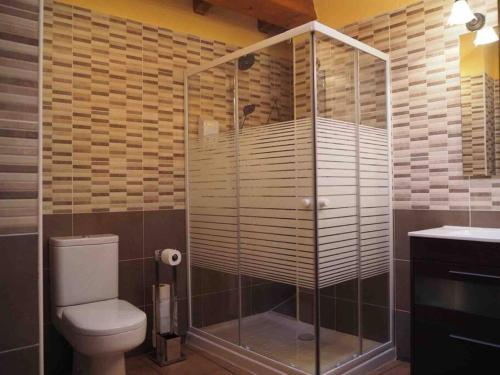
298;333;315;341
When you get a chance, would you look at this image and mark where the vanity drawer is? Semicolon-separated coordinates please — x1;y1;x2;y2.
413;318;500;375
411;237;500;267
410;230;500;374
413;260;500;319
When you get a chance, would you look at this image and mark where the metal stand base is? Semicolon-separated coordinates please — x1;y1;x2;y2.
149;333;186;367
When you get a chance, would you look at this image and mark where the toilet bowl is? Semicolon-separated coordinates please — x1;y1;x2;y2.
50;235;146;375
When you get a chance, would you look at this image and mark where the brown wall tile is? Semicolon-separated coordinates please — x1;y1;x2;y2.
177;298;189;336
363;304;389;343
395;260;410;312
335;299;358;336
119;259;145;307
42;214;72;268
44;324;72;375
362;273;389;307
143;209;186;257
73;211;143;260
470;210;500;228
251;282;294;315
395;310;410;361
394;209;470;260
0;234;38;351
202;290;238;327
320;296;335;330
191;296;204;328
0;346;39;375
200;268;237;295
298;290;314;324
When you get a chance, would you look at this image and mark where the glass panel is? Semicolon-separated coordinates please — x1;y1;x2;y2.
358;51;391;353
187;61;239;344
237;35;317;374
315;32;360;374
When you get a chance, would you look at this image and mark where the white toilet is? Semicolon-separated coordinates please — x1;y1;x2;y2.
50;234;147;375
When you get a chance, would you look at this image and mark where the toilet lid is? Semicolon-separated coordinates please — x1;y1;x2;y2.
61;299;146;336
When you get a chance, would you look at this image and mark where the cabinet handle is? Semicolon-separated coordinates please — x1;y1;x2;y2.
448;270;500;280
449;334;500;349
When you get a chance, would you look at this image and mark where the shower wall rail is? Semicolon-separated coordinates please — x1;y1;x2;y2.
184;21;393;375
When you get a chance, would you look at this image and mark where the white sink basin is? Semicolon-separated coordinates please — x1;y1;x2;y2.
409;225;500;243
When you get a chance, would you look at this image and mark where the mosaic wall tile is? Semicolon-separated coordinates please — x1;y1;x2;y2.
0;0;40;234
460;74;496;176
44;0;499;213
44;0;293;214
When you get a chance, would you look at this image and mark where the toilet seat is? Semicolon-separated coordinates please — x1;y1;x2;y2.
60;299;146;336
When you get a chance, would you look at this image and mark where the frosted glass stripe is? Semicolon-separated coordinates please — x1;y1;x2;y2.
188;117;389;289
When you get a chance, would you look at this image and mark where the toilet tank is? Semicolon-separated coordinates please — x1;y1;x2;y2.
50;234;119;307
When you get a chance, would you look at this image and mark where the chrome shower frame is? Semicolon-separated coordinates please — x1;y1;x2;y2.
184;21;394;375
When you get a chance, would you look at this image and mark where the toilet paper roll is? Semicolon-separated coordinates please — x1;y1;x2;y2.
152;284;171;346
160;248;182;266
158;283;170;301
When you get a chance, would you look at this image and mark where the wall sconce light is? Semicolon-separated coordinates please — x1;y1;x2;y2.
447;0;476;25
474;26;499;46
465;13;485;31
447;0;498;46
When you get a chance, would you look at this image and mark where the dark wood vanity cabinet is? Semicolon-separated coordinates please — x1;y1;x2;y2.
410;237;500;375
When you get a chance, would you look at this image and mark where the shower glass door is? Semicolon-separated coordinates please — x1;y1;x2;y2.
358;50;391;355
187;61;239;345
315;32;391;374
236;36;317;373
315;32;361;374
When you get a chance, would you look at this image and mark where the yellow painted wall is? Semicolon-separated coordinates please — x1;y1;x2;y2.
314;0;418;29
460;31;499;79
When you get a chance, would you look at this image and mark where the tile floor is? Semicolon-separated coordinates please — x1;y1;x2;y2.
125;348;410;375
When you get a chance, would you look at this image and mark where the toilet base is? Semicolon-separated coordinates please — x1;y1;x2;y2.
73;351;125;375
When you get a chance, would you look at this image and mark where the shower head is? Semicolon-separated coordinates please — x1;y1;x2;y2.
243;104;256;116
238;54;255;71
240;104;256;130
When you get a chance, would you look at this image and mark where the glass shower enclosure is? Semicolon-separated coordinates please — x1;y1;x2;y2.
184;21;393;375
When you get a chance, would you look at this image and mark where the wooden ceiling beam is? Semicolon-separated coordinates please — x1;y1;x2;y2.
257;20;287;36
196;0;316;29
193;0;212;15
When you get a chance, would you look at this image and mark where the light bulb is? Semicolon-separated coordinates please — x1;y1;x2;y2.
474;26;499;46
447;0;476;25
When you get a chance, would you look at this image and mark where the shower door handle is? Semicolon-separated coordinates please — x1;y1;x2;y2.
302;198;313;209
301;198;330;209
318;198;329;209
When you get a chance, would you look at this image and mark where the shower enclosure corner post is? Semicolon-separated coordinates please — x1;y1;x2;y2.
309;29;321;375
184;72;192;331
385;57;395;349
354;48;363;357
233;59;242;348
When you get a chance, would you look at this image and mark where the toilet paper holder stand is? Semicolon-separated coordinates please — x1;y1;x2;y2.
150;249;186;366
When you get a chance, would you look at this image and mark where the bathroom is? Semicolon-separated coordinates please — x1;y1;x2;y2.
0;0;499;374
